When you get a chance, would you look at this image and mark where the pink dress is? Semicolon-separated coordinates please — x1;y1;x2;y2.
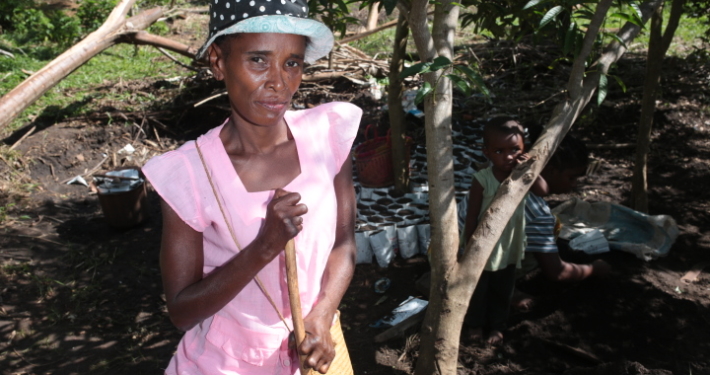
143;102;362;375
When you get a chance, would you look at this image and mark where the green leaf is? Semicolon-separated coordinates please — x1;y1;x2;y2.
381;0;397;15
446;74;472;96
564;22;577;56
539;6;563;29
523;0;545;10
611;74;627;93
629;1;643;19
602;31;628;49
609;12;642;27
429;56;452;72
415;82;433;104
597;74;608;106
399;62;432;79
574;8;595;20
456;65;490;97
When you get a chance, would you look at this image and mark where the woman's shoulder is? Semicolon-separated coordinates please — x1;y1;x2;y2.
143;125;223;179
287;102;362;127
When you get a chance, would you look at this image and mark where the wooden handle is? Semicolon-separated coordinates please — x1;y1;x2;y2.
284;239;310;374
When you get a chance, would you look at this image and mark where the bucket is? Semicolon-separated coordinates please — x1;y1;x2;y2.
96;168;149;229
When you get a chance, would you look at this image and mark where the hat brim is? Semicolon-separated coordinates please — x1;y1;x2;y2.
196;15;334;64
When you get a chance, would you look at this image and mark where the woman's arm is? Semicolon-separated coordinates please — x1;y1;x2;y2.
160;189;307;331
299;157;356;374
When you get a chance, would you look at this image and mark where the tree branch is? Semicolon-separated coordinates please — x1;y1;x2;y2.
567;0;613;99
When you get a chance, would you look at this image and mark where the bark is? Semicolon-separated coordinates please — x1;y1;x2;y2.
121;30;197;59
389;13;410;193
407;1;462;374
366;2;380;30
631;0;684;213
0;0;164;131
411;1;663;374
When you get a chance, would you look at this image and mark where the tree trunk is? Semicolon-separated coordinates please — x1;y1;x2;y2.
366;2;380;30
408;1;663;374
389;13;410;193
0;0;164;131
631;0;684;213
406;1;462;374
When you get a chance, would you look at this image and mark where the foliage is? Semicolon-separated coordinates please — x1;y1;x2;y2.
308;0;359;38
459;0;539;40
76;0;119;33
399;56;490;104
6;4;82;47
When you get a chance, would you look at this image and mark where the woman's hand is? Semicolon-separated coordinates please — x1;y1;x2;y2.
255;188;308;257
299;312;336;374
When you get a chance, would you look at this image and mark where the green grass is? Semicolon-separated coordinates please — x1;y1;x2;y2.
0;40;193;135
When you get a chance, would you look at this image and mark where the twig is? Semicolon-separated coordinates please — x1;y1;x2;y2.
60;155;109;184
587;143;636;149
9;126;36;151
11;235;64;246
540;338;602;364
0;48;14;58
193;91;228;107
156;46;199;71
0;72;11;82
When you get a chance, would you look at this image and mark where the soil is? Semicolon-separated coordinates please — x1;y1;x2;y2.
1;27;710;375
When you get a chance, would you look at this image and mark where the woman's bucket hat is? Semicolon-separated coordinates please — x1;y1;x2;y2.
196;0;334;64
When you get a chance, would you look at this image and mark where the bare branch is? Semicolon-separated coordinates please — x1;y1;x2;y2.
567;0;613;98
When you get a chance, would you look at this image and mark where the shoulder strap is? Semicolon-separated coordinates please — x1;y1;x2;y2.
194;140;291;332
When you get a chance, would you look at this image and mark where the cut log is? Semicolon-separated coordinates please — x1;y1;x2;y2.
0;0;164;131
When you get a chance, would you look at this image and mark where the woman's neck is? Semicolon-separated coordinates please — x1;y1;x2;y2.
221;117;291;156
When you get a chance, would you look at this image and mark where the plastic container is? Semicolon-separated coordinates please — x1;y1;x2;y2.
96;168;149;229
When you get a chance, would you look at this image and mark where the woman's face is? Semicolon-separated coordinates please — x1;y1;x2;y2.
209;33;306;128
543;165;587;194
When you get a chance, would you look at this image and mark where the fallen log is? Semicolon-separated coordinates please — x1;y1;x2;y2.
0;0;164;131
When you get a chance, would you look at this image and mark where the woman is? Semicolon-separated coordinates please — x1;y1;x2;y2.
142;1;362;373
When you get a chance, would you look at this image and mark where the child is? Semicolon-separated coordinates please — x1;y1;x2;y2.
462;116;547;345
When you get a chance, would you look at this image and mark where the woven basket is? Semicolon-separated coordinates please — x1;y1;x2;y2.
354;125;412;188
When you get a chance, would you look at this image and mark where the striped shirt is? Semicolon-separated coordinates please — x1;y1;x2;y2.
525;194;558;253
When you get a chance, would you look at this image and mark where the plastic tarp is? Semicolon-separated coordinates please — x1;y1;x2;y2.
552;198;679;261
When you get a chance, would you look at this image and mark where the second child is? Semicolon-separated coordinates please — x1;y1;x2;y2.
462;117;546;345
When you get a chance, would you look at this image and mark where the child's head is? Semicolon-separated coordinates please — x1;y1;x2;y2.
482;116;526;173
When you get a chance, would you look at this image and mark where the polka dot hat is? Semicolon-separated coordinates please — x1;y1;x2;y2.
196;0;334;64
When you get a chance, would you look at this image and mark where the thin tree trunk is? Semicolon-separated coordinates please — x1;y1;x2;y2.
410;1;663;374
408;1;462;374
366;2;380;30
632;0;684;213
389;13;410;193
0;0;163;131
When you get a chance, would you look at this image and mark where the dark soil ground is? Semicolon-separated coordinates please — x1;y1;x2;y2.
1;32;710;375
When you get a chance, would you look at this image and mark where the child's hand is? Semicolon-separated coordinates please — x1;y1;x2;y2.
515;152;531;165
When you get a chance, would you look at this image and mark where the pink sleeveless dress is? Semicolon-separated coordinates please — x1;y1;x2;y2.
143;102;361;375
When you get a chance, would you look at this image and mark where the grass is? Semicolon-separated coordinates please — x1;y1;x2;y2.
0;40;194;135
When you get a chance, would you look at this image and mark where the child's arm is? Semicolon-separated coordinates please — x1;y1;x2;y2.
462;179;484;248
530;174;549;196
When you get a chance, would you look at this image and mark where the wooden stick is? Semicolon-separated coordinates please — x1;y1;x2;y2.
9;125;36;151
284;239;310;374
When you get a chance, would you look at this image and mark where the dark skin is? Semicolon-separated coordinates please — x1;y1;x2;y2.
159;33;356;374
530;165;611;282
462;126;547;345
